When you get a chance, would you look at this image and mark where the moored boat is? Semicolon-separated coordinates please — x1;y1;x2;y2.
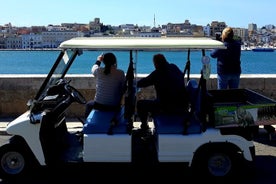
252;47;274;52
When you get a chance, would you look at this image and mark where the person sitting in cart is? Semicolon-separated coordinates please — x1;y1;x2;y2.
85;52;126;118
136;53;189;132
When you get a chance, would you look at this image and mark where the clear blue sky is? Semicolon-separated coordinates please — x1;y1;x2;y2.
1;0;274;28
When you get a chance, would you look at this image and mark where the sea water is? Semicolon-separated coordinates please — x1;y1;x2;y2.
0;50;275;74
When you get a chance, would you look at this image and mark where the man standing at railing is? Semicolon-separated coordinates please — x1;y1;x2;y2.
210;27;242;89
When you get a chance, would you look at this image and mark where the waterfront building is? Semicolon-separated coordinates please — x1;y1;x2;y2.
21;31;84;49
21;33;42;49
0;37;5;49
203;24;211;37
248;23;257;35
233;28;248;42
89;18;102;34
210;21;227;37
138;27;161;37
41;30;84;48
6;35;22;49
0;18;275;49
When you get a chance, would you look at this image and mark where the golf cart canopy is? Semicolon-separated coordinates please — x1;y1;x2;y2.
59;37;226;50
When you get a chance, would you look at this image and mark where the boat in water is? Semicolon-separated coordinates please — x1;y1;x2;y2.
252;47;274;52
241;46;252;51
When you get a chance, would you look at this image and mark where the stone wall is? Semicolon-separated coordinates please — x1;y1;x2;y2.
1;74;276;119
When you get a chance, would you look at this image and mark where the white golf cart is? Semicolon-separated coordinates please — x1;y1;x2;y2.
1;37;276;179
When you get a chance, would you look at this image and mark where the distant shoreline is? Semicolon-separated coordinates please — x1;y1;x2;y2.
0;48;267;52
0;48;61;51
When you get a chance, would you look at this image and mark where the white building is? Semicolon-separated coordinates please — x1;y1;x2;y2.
41;31;83;48
21;33;42;49
21;31;84;49
5;36;22;49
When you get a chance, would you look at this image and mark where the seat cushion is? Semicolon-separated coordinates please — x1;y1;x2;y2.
83;108;128;134
153;113;202;134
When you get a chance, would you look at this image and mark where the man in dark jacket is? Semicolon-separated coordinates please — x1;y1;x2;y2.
210;27;242;89
136;53;188;130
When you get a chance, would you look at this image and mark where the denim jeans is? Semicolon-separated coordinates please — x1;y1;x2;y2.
217;74;240;89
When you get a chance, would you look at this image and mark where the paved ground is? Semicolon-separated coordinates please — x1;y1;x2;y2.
0;117;276;183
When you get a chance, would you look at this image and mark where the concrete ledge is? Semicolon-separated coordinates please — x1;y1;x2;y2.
1;74;276;118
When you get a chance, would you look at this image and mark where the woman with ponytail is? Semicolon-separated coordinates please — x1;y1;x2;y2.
85;52;126;118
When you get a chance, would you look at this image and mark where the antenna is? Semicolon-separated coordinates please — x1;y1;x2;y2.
154;14;156;28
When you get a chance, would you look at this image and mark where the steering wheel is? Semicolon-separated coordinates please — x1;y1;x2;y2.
65;84;87;104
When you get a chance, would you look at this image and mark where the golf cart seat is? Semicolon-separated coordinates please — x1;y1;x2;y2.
152;79;202;134
83;107;128;134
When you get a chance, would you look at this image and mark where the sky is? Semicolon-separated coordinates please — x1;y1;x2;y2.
1;0;275;29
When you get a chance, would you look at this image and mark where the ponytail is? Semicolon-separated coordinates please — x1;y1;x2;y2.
103;52;117;75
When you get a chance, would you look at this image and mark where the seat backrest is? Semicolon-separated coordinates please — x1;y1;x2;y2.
186;79;201;113
151;79;202;135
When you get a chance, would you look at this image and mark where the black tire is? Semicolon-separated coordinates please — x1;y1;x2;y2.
206;152;233;177
0;144;30;179
192;145;238;178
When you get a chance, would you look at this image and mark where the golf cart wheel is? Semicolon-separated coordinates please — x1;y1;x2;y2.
192;145;239;178
0;144;29;179
206;152;233;177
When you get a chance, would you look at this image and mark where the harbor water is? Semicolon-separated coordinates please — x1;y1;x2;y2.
0;50;275;74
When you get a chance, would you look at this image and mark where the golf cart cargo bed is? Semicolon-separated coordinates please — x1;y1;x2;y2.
208;88;276;127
